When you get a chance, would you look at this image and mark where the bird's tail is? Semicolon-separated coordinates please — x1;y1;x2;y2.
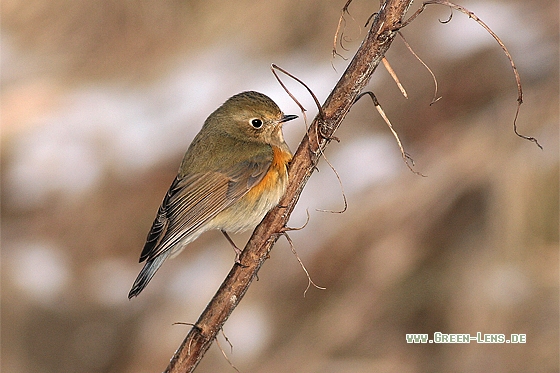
128;251;171;299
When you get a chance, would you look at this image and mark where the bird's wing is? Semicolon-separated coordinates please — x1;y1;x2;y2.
138;152;272;262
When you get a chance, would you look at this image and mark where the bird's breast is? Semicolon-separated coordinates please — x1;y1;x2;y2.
245;145;291;201
212;145;291;233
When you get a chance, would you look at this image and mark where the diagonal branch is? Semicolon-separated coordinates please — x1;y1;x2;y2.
164;1;414;372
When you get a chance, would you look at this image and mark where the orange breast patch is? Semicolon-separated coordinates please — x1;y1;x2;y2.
246;146;292;199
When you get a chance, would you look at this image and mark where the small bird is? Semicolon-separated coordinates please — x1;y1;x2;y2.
128;91;297;298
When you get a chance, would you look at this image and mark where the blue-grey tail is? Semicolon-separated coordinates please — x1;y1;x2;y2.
128;251;170;299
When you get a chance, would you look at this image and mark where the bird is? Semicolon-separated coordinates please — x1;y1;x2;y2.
128;91;297;298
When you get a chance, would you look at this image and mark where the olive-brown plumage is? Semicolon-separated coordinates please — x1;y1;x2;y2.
128;91;297;298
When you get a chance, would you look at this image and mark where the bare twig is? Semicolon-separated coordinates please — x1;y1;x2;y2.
314;150;349;214
382;57;408;98
356;91;425;176
400;0;542;148
271;64;310;127
332;0;354;60
283;232;326;297
397;32;441;105
215;331;240;373
281;209;310;232
164;1;414;372
271;65;347;213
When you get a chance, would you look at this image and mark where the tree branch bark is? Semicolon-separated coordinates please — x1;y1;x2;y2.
165;1;413;371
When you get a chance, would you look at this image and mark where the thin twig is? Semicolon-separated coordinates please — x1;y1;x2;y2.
382;57;408;98
439;8;453;23
314;150;348;214
333;0;354;60
281;209;311;232
220;328;234;354
283;232;326;297
215;332;240;373
397;32;441;104
271;65;347;213
355;91;425;176
271;64;324;122
400;0;541;148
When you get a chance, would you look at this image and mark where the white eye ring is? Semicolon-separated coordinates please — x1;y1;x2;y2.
250;118;263;128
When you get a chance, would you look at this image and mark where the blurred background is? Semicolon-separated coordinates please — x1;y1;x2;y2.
1;0;558;372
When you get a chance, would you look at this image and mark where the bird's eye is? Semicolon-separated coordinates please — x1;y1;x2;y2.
250;118;263;129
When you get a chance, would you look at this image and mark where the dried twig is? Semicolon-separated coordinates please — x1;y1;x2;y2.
382;57;408;98
283;232;326;297
355;91;425;176
400;0;542;148
332;0;354;60
397;32;441;104
271;65;347;213
281;209;310;232
314;150;349;214
271;64;310;127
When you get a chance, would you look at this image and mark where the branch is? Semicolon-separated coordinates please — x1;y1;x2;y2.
165;1;413;371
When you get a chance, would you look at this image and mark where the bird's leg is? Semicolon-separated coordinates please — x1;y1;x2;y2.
221;230;243;264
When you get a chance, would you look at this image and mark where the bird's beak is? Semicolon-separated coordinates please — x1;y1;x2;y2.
279;114;298;123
